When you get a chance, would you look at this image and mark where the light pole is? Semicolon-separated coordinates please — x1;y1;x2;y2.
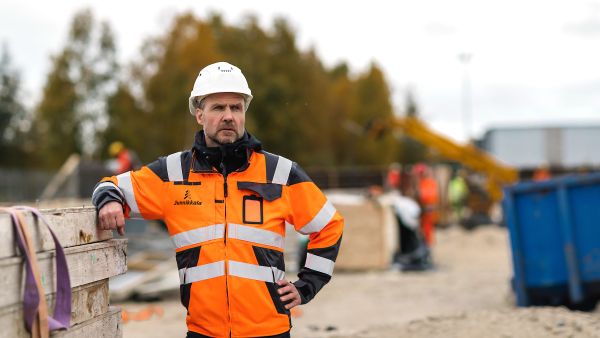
458;52;472;141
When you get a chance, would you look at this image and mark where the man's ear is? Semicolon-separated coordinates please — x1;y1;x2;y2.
195;108;203;126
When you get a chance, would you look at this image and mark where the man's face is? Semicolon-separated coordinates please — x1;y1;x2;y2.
195;92;246;147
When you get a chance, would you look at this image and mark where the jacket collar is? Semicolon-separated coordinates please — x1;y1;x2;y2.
191;130;262;173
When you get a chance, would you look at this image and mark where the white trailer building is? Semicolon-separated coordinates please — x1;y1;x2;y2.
481;125;600;169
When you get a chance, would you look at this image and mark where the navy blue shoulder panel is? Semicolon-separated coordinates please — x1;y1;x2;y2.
288;162;312;185
262;151;280;183
147;150;192;182
260;150;311;186
147;157;169;182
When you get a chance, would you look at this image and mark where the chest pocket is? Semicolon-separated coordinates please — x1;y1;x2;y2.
237;182;282;224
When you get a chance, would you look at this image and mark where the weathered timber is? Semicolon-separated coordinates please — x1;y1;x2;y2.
0;207;111;259
52;306;122;338
0;239;127;309
0;279;110;337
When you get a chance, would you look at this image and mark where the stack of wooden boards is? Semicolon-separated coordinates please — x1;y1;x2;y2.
0;207;127;337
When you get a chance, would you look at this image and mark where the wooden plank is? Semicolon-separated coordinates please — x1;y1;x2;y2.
0;239;127;309
0;279;110;338
67;279;110;325
0;207;112;260
52;306;122;338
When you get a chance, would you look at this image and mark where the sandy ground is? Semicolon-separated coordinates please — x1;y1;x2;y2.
117;226;600;337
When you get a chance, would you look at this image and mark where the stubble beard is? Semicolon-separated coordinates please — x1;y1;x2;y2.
207;129;240;146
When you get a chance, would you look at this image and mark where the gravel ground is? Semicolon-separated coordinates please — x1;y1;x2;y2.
119;226;600;337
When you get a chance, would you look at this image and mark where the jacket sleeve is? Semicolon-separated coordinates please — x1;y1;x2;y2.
285;162;344;304
91;158;168;220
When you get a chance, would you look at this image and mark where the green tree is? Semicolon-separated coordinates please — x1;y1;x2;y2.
113;13;222;161
0;43;27;167
31;9;118;169
398;91;428;164
104;12;399;169
211;16;340;166
101;84;145;160
328;62;359;166
210;16;303;157
350;63;398;165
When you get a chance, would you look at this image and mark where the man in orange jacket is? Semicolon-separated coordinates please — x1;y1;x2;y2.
92;62;344;337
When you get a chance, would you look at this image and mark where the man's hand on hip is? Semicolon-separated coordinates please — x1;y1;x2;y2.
98;201;126;236
276;279;301;309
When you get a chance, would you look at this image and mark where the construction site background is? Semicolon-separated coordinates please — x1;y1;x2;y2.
3;5;600;338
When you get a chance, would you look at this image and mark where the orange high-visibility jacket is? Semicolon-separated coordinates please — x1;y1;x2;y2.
92;132;344;337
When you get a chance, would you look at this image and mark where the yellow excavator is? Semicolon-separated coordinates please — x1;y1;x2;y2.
391;116;519;204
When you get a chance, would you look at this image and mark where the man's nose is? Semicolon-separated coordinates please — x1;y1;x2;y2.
222;107;234;120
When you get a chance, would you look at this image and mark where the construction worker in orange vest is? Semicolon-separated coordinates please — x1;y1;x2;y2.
412;163;439;246
108;141;140;174
92;62;344;338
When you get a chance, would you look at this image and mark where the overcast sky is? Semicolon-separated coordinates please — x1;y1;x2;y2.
2;0;600;142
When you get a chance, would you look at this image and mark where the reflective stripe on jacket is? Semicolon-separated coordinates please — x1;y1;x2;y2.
92;147;344;337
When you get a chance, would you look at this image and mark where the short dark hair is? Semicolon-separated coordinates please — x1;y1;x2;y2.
192;97;206;110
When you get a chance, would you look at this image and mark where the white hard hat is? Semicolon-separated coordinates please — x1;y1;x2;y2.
188;61;253;115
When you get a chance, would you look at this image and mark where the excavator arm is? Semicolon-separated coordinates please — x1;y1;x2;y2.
391;116;519;202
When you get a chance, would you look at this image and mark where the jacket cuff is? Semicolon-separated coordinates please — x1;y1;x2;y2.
94;190;124;211
292;279;314;305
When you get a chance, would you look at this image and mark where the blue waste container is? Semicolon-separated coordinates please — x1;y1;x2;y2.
503;173;600;310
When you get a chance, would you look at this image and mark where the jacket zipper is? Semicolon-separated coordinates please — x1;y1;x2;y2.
219;157;233;338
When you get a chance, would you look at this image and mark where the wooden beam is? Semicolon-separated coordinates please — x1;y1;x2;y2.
40;154;81;200
0;207;112;260
52;306;121;338
0;239;127;309
0;279;110;337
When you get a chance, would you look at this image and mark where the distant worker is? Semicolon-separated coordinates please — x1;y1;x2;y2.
92;62;344;337
448;169;469;225
412;163;439;246
386;162;402;190
532;165;551;181
108;141;140;174
388;175;432;271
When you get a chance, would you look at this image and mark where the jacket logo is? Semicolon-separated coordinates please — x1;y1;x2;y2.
174;189;202;206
